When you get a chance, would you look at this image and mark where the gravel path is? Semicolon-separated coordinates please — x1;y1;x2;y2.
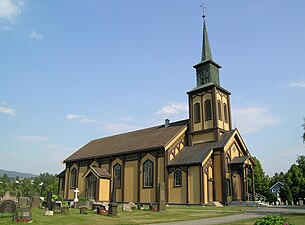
149;206;305;225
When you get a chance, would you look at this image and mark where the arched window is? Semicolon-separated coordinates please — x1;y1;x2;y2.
143;160;153;188
70;168;77;189
113;163;121;189
224;103;228;122
205;99;212;121
194;103;201;123
218;100;222;121
174;170;182;187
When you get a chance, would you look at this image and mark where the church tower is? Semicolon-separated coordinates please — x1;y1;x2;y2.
187;16;232;145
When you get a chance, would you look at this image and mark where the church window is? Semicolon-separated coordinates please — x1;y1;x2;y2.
224;103;228;122
113;163;121;189
70;168;77;189
143;160;153;188
61;178;65;190
204;99;212;121
174;170;182;187
218;100;222;121
194;103;201;123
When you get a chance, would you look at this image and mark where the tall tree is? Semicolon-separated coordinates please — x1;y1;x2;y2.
252;157;270;198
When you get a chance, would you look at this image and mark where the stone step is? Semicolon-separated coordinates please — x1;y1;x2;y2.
205;201;223;207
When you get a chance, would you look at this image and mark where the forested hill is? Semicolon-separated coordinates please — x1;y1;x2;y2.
0;169;37;178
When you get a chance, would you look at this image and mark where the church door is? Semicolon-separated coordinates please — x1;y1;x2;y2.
232;171;242;201
86;174;97;200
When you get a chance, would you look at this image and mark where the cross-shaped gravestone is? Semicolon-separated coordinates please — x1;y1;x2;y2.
74;188;79;202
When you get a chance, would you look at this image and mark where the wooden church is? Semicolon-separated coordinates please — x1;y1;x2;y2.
58;15;256;206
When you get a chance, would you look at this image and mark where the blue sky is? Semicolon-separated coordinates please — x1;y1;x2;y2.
0;0;304;176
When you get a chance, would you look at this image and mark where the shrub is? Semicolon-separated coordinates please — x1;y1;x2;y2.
254;215;294;225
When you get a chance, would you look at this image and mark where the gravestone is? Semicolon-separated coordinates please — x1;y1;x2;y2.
0;200;17;214
18;197;30;207
31;196;40;208
157;182;166;211
2;191;18;202
46;191;53;210
79;206;88;214
13;207;32;223
123;202;136;212
61;206;69;215
108;176;118;216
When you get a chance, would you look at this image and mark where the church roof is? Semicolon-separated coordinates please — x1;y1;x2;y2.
168;130;236;166
64;119;189;163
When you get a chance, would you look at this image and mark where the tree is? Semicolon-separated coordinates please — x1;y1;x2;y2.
252;157;270;197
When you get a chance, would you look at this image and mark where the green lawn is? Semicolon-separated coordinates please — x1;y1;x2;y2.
0;206;242;225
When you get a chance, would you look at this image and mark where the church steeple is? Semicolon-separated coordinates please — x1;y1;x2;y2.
187;8;232;145
194;14;221;87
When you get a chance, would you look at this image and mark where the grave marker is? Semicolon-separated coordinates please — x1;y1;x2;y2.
0;200;17;214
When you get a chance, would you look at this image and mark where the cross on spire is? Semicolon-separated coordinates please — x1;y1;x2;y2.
200;2;206;20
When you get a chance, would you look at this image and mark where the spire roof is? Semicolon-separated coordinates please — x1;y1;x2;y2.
201;21;213;61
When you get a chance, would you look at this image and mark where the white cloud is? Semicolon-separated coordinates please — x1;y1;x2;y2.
0;0;24;23
232;106;281;134
155;102;188;116
29;30;43;40
1;25;12;31
65;113;96;124
10;135;50;144
0;106;16;115
287;80;305;89
66;114;81;120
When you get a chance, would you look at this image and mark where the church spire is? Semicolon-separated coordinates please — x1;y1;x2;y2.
200;3;212;61
193;4;221;87
201;21;213;61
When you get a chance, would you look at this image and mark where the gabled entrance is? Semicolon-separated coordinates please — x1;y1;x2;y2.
83;166;111;202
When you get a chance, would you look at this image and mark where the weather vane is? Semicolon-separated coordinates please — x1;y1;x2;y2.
200;2;206;20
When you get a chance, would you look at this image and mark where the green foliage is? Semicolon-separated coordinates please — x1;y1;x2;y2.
79;197;90;201
254;215;294;225
52;194;63;202
251;157;270;198
280;155;305;203
0;173;59;198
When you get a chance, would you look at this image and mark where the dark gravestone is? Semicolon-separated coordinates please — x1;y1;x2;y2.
108;176;118;216
31;196;40;208
157;182;166;211
18;197;30;208
0;200;17;214
46;191;53;210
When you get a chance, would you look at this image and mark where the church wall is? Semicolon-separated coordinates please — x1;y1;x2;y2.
100;163;109;171
158;157;165;183
78;166;87;198
124;160;138;202
111;157;122;202
192;131;214;144
213;153;222;202
140;153;156;203
188;166;200;204
99;179;110;202
168;170;187;204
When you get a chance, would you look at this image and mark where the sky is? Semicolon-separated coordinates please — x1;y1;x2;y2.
0;0;304;176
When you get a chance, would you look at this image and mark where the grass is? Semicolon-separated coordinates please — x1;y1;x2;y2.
221;214;305;225
0;205;242;225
